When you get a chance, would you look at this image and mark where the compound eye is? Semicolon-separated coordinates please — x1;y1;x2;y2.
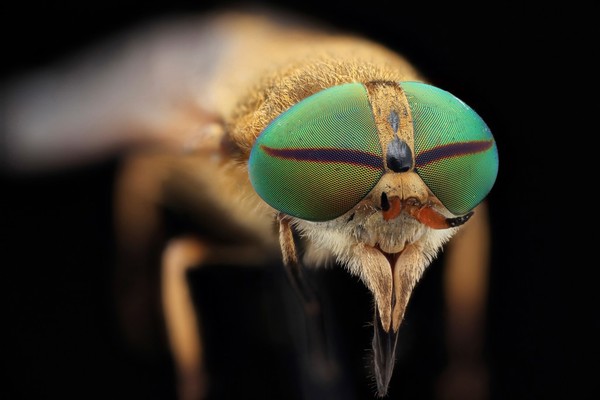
249;83;385;221
401;81;499;215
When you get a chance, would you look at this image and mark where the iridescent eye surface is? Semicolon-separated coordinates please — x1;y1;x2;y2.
248;83;385;221
401;81;499;215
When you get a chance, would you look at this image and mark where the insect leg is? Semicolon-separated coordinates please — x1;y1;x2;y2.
162;236;208;400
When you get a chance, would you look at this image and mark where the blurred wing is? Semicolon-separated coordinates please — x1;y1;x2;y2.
0;13;240;172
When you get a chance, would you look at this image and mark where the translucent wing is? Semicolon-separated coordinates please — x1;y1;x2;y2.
2;14;234;171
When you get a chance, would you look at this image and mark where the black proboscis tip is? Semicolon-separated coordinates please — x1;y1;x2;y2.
372;308;399;397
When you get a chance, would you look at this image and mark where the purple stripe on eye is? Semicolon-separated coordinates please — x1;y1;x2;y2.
415;140;494;167
261;145;383;170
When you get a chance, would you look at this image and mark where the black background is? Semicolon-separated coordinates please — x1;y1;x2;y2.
1;2;597;399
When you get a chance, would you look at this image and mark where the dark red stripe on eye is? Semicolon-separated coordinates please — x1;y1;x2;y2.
415;140;493;167
260;145;383;170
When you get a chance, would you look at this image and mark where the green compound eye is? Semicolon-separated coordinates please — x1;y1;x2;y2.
401;81;499;215
249;83;384;221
